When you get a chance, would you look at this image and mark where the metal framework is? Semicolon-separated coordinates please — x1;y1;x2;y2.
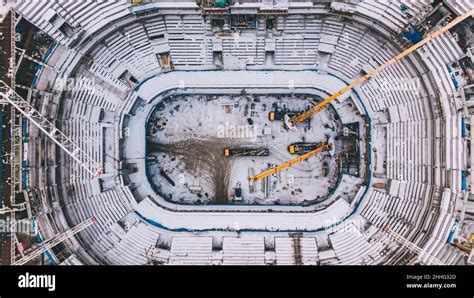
0;81;103;178
17;48;58;71
10;107;22;193
12;216;96;266
8;9;19;265
288;8;474;126
7;9;16;83
0;203;26;215
383;226;445;265
9;106;24;264
248;143;332;182
0;8;100;265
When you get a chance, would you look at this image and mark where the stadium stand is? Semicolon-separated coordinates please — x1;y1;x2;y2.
1;0;472;266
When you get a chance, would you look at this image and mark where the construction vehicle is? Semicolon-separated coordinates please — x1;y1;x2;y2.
189;185;203;194
372;183;386;189
322;162;329;177
268;110;300;121
159;169;176;186
286;9;474;128
234;182;243;201
224;148;270;157
450;233;474;253
452;238;472;253
288;142;323;155
248;143;332;182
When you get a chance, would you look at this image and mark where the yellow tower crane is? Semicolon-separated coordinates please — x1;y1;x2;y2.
286;8;474;127
248;143;332;182
259;9;473;182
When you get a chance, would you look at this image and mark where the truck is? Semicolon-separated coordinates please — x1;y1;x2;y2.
288;142;323;155
223;148;270;157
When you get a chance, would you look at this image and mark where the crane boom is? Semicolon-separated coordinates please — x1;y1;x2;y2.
12;217;96;266
383;226;445;265
248;143;332;182
289;8;474;126
0;81;103;178
0;204;27;214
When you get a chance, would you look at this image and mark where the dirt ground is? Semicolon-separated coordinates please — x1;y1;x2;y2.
149;137;247;203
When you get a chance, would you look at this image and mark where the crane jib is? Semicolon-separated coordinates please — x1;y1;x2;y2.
289;8;474;126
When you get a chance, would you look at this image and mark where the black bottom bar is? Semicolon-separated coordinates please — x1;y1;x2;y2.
0;265;472;297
